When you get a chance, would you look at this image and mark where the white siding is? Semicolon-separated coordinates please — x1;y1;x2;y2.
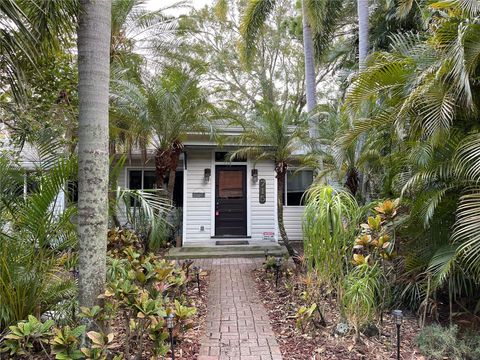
249;160;276;242
283;206;305;241
184;151;212;242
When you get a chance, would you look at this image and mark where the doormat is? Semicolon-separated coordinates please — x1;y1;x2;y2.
215;240;249;246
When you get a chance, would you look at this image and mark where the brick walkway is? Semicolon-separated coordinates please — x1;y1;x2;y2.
196;258;283;360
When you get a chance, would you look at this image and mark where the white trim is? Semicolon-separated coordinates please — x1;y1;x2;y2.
182;158;187;245
210;150;215;237
124;166;156;189
246;159;251;237
274;171;278;242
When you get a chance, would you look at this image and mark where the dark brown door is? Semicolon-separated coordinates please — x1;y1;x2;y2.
215;166;247;236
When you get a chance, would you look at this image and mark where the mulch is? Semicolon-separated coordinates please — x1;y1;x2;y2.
253;266;425;360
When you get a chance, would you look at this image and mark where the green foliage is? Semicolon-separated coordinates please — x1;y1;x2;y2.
51;325;86;360
0;315;54;357
80;331;116;360
303;185;360;289
295;303;317;332
0;157;77;329
416;324;480;360
341;263;381;338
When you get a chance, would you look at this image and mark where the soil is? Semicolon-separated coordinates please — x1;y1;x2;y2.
253;266;425;360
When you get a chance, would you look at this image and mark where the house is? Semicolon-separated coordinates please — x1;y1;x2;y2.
116;126;313;246
1;124;312;247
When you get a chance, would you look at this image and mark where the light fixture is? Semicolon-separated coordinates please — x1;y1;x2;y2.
264;249;269;260
392;310;403;360
275;257;282;287
193;266;201;296
165;313;175;360
251;168;258;183
204;168;211;183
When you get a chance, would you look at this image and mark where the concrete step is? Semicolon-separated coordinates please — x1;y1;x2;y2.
165;245;288;259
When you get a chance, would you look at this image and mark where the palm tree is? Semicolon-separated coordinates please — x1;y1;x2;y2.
341;0;480;314
231;103;308;261
240;0;343;137
112;67;215;201
77;0;112;308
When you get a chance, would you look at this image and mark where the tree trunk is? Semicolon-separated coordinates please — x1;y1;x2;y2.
77;0;112;309
357;0;369;69
301;0;318;138
276;166;299;264
166;146;182;202
356;0;369;200
154;148;166;190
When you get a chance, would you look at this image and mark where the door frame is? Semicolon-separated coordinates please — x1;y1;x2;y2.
210;150;251;238
213;164;248;237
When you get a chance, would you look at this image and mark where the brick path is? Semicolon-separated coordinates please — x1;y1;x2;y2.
196;258;283;360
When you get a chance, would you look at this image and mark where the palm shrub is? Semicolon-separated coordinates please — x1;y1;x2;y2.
303;185;361;290
340;1;480;314
0;157;77;329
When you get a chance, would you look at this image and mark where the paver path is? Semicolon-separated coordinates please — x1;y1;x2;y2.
196;258;283;360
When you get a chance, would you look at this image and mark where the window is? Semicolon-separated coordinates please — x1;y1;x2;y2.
285;170;313;206
128;169;184;207
129;170;156;190
215;152;246;162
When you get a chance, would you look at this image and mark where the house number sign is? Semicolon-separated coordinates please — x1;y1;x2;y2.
259;179;266;204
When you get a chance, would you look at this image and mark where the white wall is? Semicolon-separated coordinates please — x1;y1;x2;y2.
249;160;276;242
184;150;213;242
283;206;305;241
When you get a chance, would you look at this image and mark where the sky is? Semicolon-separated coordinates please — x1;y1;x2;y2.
145;0;214;14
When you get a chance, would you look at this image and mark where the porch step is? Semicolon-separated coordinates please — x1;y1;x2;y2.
165;244;288;259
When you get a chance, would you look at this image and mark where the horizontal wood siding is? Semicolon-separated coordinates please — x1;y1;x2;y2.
250;160;276;242
185;151;212;242
283;206;304;241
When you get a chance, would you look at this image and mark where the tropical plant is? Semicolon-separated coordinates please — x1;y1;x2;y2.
340;0;480;314
0;158;77;328
231;103;308;260
303;185;361;288
112;66;215;200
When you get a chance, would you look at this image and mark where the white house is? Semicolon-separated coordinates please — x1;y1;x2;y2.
2;124;312;246
116;127;313;246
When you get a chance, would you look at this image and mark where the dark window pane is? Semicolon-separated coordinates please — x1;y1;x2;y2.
286;170;313;206
215;152;246;162
26;173;39;194
129;170;142;190
143;171;156;189
218;170;243;198
67;181;78;203
173;171;183;207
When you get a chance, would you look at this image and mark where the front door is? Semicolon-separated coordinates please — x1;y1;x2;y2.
215;165;247;236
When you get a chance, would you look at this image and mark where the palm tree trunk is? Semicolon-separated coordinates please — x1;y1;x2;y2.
77;0;112;309
357;0;369;69
301;0;318;140
167;169;176;202
276;167;299;263
356;0;369;200
154;148;166;190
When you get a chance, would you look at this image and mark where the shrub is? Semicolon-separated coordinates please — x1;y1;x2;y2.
416;324;480;360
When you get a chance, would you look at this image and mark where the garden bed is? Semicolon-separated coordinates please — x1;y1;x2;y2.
253;267;423;360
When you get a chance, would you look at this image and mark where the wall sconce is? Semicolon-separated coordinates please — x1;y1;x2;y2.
251;168;258;183
204;168;211;183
